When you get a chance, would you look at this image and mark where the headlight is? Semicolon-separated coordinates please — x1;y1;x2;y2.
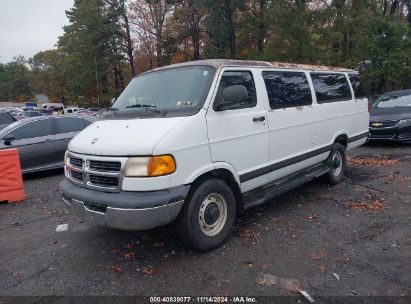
64;151;68;165
124;155;176;177
398;118;411;125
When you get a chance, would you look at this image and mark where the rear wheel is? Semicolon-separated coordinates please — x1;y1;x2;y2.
325;143;346;185
176;178;236;251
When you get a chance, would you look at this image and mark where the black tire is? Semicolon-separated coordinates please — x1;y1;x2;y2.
325;143;346;185
175;178;236;251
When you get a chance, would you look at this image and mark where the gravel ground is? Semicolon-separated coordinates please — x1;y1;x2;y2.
0;143;410;301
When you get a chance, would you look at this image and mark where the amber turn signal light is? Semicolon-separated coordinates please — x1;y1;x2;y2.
147;155;176;177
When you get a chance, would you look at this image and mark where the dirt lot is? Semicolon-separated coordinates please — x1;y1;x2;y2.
1;143;410;301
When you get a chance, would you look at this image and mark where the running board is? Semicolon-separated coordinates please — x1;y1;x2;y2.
243;163;331;210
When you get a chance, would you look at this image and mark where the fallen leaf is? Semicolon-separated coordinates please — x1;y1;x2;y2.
238;228;254;239
346;197;384;212
109;265;123;273
310;251;327;261
319;266;326;273
122;252;135;259
347;156;399;167
142;267;154;275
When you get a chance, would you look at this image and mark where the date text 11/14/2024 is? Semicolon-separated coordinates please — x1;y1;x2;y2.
149;296;258;303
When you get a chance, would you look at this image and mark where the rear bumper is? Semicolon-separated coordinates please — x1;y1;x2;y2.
59;179;189;230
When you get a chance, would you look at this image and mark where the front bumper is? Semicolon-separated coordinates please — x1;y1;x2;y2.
59;179;189;230
369;125;411;142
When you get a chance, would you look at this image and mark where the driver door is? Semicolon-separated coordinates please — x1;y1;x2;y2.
206;69;270;193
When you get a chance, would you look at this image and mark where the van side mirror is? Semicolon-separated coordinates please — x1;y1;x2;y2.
111;98;116;105
3;134;15;145
214;85;248;111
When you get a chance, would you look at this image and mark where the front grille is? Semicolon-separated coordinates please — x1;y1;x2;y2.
370;134;394;139
66;153;125;192
89;160;121;172
70;157;83;169
369;120;399;128
89;175;118;188
70;171;83;182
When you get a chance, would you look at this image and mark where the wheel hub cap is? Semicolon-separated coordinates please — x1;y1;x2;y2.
199;193;228;236
204;203;220;225
332;151;343;176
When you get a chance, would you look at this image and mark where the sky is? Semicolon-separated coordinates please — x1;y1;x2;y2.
0;0;74;64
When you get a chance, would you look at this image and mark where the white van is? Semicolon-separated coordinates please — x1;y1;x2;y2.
60;60;369;251
41;103;64;112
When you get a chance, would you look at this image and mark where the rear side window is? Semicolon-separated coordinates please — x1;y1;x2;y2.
214;71;256;110
55;117;86;134
348;74;366;98
12;119;54;140
262;71;312;109
0;113;15;124
311;73;352;103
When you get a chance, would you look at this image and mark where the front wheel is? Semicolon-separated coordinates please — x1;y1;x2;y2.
325;143;346;185
176;178;236;251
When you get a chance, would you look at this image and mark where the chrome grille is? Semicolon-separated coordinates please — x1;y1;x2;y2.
89;175;118;187
65;152;127;192
70;171;83;182
89;160;121;172
369;120;399;128
70;157;83;169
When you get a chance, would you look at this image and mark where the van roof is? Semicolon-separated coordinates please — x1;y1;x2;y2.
152;59;357;73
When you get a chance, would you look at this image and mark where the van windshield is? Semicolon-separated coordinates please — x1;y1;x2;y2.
111;66;215;117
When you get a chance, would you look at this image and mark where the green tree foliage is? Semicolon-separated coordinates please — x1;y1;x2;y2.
1;0;410;103
0;57;33;102
29;50;65;102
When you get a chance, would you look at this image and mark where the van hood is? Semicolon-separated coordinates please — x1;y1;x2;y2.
68;117;185;156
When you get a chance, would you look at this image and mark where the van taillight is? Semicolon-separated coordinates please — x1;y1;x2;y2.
368;101;371;113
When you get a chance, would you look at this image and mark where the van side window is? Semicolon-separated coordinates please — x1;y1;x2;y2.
311;73;352;103
214;71;256;111
348;74;366;98
262;71;312;109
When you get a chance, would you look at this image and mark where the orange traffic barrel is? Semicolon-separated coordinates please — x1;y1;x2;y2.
0;148;25;203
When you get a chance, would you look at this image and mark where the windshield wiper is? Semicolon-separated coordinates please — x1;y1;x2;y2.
125;104;160;113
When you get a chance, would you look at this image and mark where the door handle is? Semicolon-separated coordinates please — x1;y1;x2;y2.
253;116;266;122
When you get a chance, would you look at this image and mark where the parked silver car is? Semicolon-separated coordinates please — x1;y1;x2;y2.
0;115;96;173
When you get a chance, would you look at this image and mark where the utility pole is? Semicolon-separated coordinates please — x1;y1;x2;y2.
94;56;101;109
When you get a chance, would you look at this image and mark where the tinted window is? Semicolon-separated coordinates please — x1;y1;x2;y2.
348;74;366;98
0;113;15;124
214;71;256;110
262;71;312;109
311;73;352;103
55;117;85;134
12;119;53;140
